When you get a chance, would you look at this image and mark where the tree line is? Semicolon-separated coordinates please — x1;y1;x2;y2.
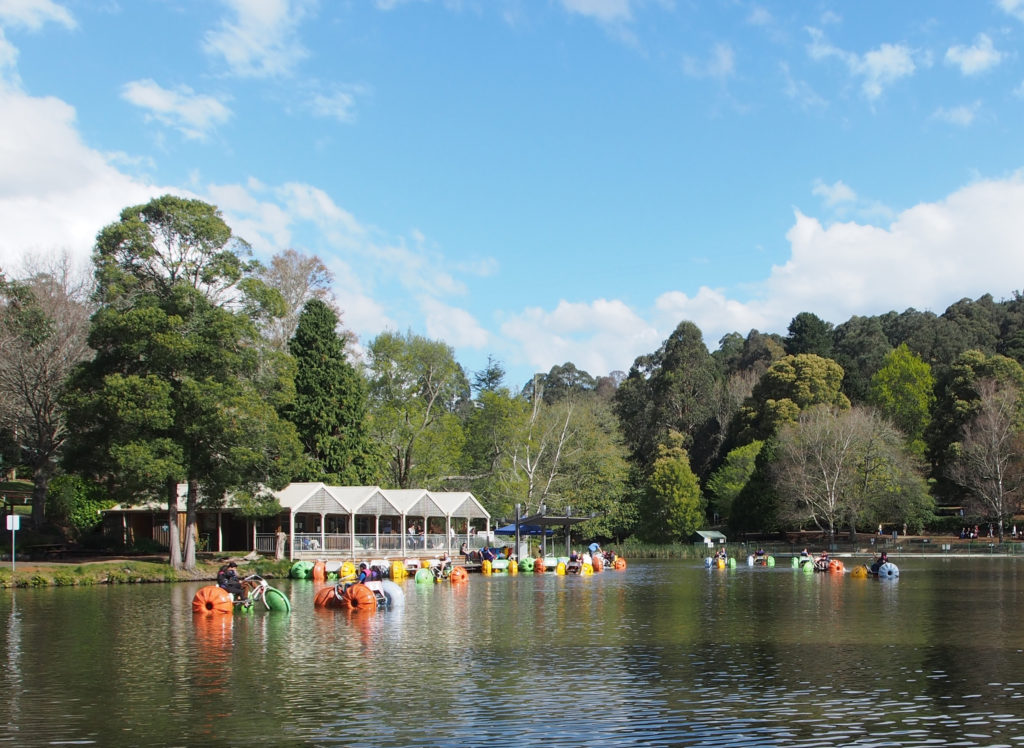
2;195;1023;569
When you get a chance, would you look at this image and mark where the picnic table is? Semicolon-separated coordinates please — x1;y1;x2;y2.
24;543;68;559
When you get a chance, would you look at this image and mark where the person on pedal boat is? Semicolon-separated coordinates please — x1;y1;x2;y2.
217;561;245;600
814;550;830;571
438;552;453;576
356;562;379;584
870;551;888;574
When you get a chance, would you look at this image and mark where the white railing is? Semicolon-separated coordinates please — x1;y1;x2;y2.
252;532;479;557
255;534;277;553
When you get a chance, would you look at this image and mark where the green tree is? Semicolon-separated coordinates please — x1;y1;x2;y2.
456;386;530;517
536;394;630;541
366;330;469;488
868;343;934;456
614;321;719;470
285;299;383;484
641;434;705;542
942;295;999;354
472;355;506;395
879;308;966;373
785;312;834;357
928;350;1024;498
523;362;596;404
46;474;116;539
831;315;892;403
732;353;849;444
63;195;303;570
737;329;785;376
706;440;763;523
728;438;780;535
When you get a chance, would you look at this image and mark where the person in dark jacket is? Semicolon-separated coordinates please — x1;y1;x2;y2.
217;561;245;599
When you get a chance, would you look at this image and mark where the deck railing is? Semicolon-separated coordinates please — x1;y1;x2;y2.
254;532;488;558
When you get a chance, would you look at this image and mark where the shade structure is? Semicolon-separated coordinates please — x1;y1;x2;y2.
494;523;552;536
518;511;594;555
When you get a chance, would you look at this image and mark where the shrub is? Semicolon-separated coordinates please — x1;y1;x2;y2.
51;571;78;586
46;476;117;539
129;538;168;554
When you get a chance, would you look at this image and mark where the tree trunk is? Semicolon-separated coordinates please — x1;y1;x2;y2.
30;458;56;529
183;478;198;570
167;478;182;570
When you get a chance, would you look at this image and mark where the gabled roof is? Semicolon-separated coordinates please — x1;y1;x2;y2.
105;482;491;520
274;483;384;514
431;491;490;519
382;488;443;518
693;530;727;541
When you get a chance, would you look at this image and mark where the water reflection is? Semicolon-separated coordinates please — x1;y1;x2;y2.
4;559;1024;745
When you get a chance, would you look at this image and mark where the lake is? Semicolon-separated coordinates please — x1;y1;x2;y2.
1;556;1023;747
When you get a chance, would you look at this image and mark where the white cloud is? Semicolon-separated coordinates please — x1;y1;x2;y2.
998;0;1024;22
203;178;491;347
504;174;1024;372
806;28;916;100
945;33;1003;75
559;0;632;23
121;79;232;141
306;85;366;123
501;298;661;377
931;102;979;127
781;62;826;109
422;297;489;348
747;6;772;27
0;0;74;30
203;0;313;78
727;174;1024;342
0;27;17;71
683;42;735;81
0;80;168;271
654;287;770;343
812;179;856;206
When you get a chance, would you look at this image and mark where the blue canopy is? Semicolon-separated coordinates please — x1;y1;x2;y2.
494;523;553;536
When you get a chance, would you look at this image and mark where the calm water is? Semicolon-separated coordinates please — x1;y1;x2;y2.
2;557;1024;747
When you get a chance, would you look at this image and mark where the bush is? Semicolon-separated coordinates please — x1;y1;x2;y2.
51;570;78;586
46;476;117;539
128;538;168;555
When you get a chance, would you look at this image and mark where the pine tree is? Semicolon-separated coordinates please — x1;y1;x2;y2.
286;299;382;484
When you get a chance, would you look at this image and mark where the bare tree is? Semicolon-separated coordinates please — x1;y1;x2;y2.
774;405;859;542
774;404;928;543
509;382;576;514
948;379;1024;542
0;253;93;527
257;249;338;351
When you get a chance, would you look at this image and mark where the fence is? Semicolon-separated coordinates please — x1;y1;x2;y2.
253;532;492;558
727;537;1024;558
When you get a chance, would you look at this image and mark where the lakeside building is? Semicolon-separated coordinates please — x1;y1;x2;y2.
103;482;491;561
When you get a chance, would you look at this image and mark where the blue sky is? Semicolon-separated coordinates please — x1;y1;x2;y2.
3;1;1024;390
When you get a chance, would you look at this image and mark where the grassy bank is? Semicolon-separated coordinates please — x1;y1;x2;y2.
0;557;296;588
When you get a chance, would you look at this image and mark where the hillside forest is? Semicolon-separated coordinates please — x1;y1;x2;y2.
3;196;1024;569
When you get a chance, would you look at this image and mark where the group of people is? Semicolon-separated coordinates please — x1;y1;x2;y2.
796;548;833;571
958;524;1005;539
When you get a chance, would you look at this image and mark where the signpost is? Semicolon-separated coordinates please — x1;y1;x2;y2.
6;513;19;572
